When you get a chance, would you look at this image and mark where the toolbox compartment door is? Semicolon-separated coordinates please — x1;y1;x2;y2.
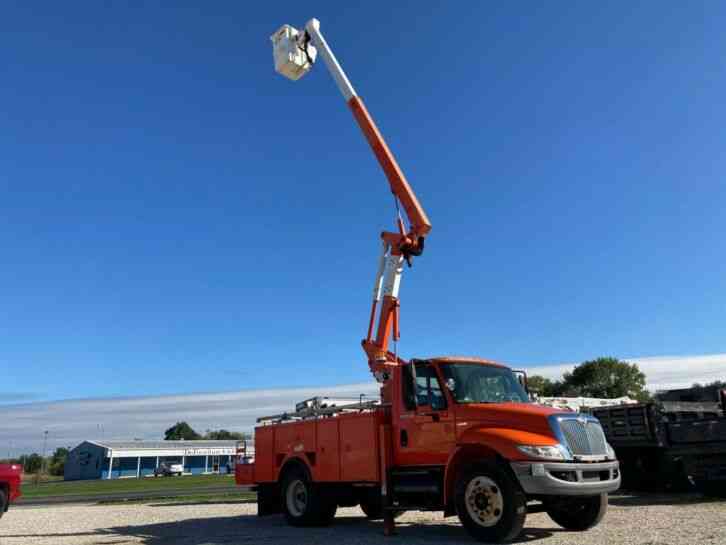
254;426;275;482
340;414;379;482
315;419;341;481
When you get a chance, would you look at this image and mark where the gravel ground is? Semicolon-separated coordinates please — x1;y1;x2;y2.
1;493;724;545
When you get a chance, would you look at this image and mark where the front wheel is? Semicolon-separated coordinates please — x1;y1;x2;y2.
0;489;6;519
545;494;608;530
455;463;526;543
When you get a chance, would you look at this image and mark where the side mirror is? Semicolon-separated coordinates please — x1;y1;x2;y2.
512;370;529;393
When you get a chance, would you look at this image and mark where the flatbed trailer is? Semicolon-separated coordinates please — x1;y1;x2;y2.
591;397;726;496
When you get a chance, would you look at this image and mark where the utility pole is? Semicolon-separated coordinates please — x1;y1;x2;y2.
35;430;48;485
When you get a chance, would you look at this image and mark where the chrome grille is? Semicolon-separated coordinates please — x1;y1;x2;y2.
558;418;608;456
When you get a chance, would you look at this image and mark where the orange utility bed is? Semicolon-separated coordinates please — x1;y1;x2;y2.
236;409;384;486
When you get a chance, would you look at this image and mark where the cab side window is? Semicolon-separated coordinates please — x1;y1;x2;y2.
402;363;447;411
402;364;416;411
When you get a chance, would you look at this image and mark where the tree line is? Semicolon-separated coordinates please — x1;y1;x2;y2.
527;357;650;400
0;447;71;476
527;357;724;402
163;422;250;441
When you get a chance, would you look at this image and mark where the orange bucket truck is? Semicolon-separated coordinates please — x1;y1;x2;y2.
236;19;620;543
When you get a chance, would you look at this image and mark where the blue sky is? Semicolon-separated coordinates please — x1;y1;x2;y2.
1;2;725;407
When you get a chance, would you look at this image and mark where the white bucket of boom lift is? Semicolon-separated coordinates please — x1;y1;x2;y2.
270;24;317;81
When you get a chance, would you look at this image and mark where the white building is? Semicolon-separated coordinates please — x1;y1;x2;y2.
64;440;246;480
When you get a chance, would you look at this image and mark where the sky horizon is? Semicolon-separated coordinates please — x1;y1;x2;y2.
2;3;725;453
3;352;725;457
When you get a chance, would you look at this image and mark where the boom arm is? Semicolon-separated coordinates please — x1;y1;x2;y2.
303;19;432;376
305;20;431;247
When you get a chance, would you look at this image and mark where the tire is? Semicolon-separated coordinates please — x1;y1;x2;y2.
454;463;526;543
695;480;726;499
281;466;337;527
359;488;404;521
545;494;608;530
0;489;7;519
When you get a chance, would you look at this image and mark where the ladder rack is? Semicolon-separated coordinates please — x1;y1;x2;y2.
257;395;383;425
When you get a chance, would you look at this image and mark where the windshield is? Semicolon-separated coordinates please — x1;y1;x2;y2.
440;363;529;403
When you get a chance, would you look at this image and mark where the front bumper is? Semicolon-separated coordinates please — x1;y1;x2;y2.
511;460;620;496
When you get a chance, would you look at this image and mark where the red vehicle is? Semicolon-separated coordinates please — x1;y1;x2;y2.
0;464;22;519
236;19;621;543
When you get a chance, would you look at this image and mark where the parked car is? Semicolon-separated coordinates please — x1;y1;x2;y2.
154;462;183;477
0;464;22;520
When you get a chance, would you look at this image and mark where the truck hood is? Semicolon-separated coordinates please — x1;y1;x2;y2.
454;402;566;437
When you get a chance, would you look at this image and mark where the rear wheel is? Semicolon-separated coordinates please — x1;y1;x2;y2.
0;489;7;518
454;463;526;543
545;494;607;530
695;480;726;499
281;466;337;526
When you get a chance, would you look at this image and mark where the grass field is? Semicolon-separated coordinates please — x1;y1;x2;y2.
99;491;257;505
21;474;241;500
20;474;64;483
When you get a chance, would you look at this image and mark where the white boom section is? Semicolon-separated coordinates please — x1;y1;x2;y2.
372;241;388;302
304;19;357;101
382;253;404;299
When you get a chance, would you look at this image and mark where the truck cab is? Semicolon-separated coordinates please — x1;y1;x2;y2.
393;357;619;489
0;464;22;520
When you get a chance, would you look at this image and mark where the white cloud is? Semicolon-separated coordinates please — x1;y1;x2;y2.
527;353;726;391
1;353;724;457
0;383;379;457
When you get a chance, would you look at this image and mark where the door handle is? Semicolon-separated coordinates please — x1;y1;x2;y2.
400;429;408;447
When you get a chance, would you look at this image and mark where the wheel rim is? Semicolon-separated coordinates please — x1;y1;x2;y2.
286;479;308;517
464;475;504;527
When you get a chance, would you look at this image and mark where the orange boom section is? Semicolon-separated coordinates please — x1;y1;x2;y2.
347;96;431;246
347;95;433;381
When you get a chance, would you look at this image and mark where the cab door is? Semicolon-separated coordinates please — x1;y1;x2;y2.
395;362;456;466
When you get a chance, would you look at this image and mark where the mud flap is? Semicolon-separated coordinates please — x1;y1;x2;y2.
257;484;281;516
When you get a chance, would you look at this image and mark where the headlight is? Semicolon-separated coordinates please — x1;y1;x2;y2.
516;444;571;461
606;442;617;460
